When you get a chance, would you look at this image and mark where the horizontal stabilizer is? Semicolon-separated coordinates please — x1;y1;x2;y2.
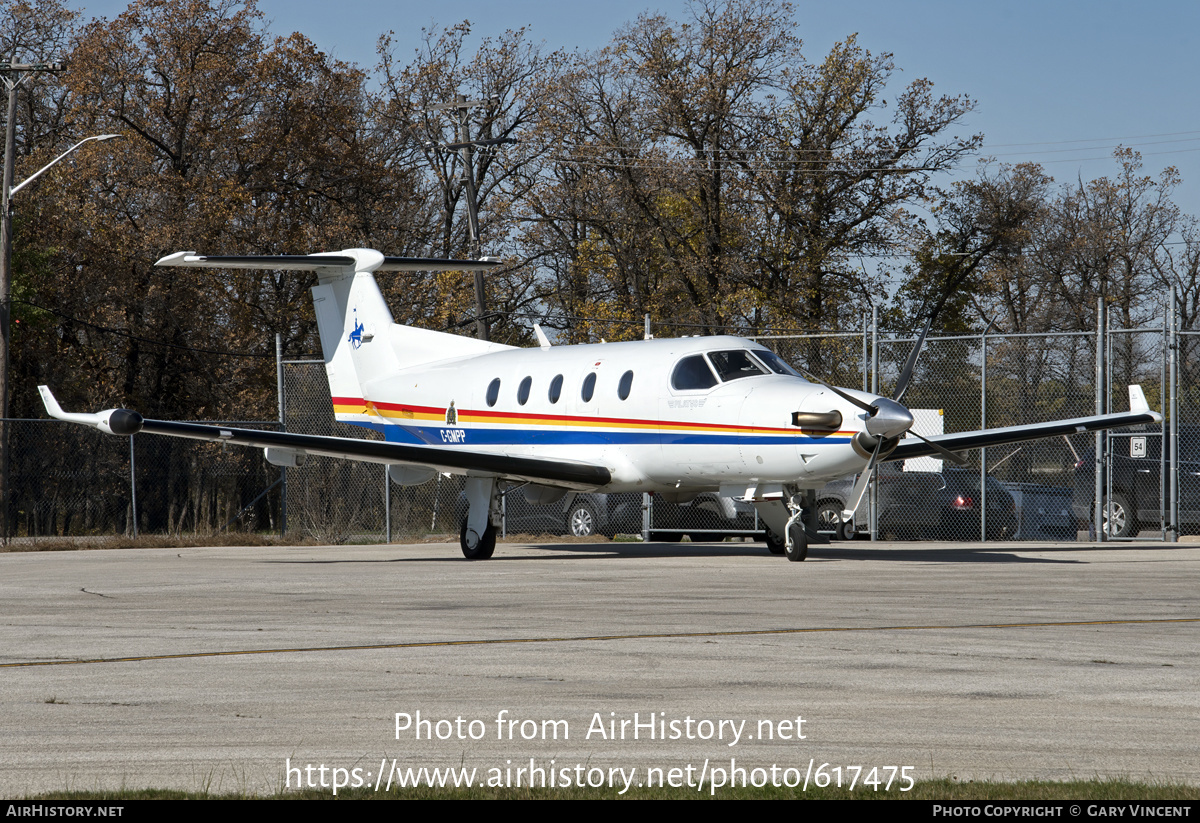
156;250;502;272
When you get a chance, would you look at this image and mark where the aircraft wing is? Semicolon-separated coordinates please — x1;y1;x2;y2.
155;252;502;271
886;405;1162;464
38;387;610;490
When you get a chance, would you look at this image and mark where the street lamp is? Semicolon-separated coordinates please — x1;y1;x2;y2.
0;132;123;542
8;133;121;197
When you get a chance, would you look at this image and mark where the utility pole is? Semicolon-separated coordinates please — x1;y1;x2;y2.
1;60;63;543
426;95;516;342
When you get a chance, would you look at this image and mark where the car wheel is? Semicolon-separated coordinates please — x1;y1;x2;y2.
1102;493;1137;539
816;500;847;541
566;503;599;538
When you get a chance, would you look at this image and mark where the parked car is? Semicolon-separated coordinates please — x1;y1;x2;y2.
817;466;1017;540
1070;426;1193;538
1006;483;1075;540
456;489;756;540
934;468;1018;539
456;490;641;538
646;492;758;542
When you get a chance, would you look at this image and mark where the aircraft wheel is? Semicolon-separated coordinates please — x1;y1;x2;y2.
1102;493;1137;539
785;519;808;562
764;529;786;555
460;517;497;560
566;502;599;537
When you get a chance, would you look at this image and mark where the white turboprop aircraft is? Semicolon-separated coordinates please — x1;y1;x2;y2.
40;248;1161;561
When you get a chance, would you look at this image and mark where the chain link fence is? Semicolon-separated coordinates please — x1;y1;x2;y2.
6;418;282;543
5;311;1186;547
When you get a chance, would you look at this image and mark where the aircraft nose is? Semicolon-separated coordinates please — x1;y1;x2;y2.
865;397;913;438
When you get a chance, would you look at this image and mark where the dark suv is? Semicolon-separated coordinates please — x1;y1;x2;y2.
1070;427;1191;538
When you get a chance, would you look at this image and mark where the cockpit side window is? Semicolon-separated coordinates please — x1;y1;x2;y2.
671;355;718;390
708;350;768;382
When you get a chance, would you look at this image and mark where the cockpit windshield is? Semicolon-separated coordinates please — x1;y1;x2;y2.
752;349;803;378
708;350;769;382
671;348;803;391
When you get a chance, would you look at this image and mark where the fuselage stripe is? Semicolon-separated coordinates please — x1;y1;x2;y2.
331;396;851;437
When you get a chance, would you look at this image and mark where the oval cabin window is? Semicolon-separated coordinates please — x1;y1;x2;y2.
581;372;597;402
548;374;563;404
618;370;634;400
518;376;532;406
486;378;501;407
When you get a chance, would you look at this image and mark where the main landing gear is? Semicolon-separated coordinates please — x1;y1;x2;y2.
460;476;500;560
460;517;497;560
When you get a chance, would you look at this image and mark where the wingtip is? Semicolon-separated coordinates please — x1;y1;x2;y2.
1128;384;1151;415
155;251;199;267
37;385;64;418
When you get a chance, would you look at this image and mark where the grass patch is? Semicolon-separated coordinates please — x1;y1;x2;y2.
18;779;1200;800
1;534;319;552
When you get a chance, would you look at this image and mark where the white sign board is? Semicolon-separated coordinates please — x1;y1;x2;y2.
905;409;945;472
1131;436;1147;458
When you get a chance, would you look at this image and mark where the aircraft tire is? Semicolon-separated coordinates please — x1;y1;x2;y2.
764;529;786;554
460;517;497;560
785;519;808;562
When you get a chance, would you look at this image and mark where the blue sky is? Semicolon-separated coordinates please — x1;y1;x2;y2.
74;0;1200;217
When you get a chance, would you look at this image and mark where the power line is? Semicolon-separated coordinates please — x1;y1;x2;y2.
15;299;279;358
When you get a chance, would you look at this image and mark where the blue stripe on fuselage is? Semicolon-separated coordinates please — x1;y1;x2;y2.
337;418;849;447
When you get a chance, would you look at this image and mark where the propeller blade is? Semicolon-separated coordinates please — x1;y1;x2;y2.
797;368;877;416
893;317;932;404
909;430;968;465
842;437;882;521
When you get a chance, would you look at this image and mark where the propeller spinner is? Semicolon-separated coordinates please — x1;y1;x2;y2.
796;318;965;522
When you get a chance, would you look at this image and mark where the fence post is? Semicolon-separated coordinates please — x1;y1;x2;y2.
1169;285;1179;542
980;326;987;542
869;304;878;542
129;434;138;538
384;467;391;543
1094;298;1106;541
276;333;287;538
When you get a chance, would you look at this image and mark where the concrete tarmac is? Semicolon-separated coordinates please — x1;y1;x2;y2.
2;539;1198;796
